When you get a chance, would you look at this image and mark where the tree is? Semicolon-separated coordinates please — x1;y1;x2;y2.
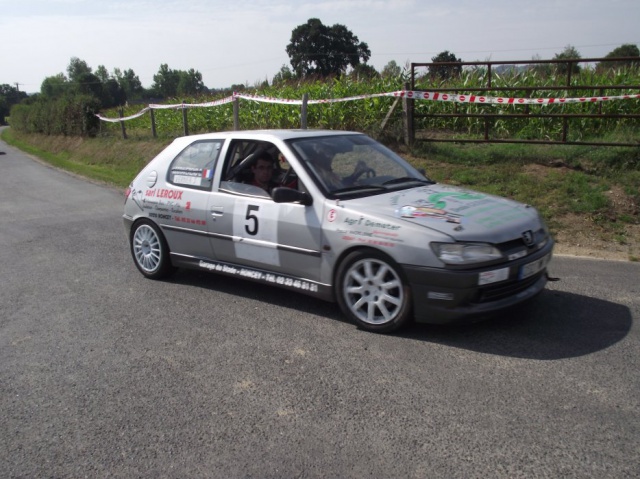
67;57;92;83
429;51;462;81
286;18;371;78
272;64;295;85
117;68;144;101
41;73;68;98
0;84;28;124
350;63;379;80
95;65;110;83
153;64;180;98
553;45;582;75
606;43;640;58
101;78;126;108
75;72;103;99
602;43;640;70
177;69;206;96
381;60;402;79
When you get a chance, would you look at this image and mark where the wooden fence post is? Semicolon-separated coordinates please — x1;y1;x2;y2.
233;96;240;130
402;82;414;146
150;108;157;138
182;104;189;136
301;93;308;129
119;108;127;140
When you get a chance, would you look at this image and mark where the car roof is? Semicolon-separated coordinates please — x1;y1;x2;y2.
172;129;363;144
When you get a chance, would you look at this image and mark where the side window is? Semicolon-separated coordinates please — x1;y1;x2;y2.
168;140;223;190
277;154;301;191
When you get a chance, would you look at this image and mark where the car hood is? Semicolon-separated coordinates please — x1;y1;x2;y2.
342;184;542;243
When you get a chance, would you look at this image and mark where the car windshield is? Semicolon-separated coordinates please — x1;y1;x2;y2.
288;134;432;197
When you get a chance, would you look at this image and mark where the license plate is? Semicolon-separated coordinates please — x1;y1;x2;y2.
519;253;550;280
478;267;509;286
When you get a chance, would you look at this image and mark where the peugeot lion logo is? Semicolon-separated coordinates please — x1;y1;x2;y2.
522;230;534;247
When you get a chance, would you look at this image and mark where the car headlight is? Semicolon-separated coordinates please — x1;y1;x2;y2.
431;242;503;265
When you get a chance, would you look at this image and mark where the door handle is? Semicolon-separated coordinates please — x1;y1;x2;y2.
210;206;224;217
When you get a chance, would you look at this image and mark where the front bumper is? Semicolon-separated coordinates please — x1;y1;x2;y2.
403;240;554;324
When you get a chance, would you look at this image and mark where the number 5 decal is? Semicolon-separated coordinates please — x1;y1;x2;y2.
245;205;259;235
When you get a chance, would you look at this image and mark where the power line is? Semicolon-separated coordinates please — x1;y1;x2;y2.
375;42;639;57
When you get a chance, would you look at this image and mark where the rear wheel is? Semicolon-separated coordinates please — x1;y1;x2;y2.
336;250;412;333
130;220;175;279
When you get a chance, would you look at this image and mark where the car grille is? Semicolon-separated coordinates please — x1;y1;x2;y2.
476;271;544;303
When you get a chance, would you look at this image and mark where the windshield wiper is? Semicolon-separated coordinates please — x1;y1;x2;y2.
382;177;434;187
332;184;388;196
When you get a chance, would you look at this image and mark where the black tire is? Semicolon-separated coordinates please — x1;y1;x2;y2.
129;220;175;279
336;249;412;333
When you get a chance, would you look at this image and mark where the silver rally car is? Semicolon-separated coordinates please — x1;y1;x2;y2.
124;129;553;333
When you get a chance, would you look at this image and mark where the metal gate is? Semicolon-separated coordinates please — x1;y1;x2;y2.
407;57;640;147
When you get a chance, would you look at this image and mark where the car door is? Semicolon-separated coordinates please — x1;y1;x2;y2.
205;140;324;284
158;139;223;260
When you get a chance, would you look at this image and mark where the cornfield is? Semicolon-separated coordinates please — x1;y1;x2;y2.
98;67;640;142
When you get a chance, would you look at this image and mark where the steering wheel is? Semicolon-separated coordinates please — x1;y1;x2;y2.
226;150;263;181
279;167;298;188
345;160;376;185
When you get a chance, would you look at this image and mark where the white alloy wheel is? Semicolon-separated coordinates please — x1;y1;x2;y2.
130;221;174;279
337;251;412;332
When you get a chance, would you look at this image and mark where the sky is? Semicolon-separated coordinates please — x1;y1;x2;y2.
2;0;639;94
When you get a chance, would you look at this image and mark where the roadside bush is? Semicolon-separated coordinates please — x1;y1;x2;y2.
10;94;101;137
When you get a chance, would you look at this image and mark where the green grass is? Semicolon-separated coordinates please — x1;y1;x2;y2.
407;140;639;252
2;128;169;188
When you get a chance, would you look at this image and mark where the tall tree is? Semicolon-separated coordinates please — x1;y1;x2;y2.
153;64;180;98
553;45;582;75
41;73;68;98
350;63;379;80
75;72;103;99
67;57;93;83
381;60;403;79
98;78;126;108
95;65;110;83
0;84;28;125
118;68;144;100
177;69;206;96
286;18;371;77
272;64;295;85
602;43;640;70
429;51;462;81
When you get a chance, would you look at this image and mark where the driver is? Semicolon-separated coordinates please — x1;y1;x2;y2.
250;152;278;193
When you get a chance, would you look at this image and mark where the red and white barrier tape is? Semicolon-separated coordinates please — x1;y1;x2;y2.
96;90;640;122
391;90;640;105
96;107;150;123
148;96;235;109
96;96;235;122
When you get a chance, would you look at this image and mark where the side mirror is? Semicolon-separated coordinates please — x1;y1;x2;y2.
272;187;313;206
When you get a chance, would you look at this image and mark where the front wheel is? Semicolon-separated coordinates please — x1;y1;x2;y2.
336;250;412;333
130;220;175;279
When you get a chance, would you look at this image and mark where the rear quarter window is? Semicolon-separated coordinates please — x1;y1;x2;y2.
168;140;223;190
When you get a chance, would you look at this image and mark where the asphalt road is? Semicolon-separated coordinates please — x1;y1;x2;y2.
1;133;639;478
